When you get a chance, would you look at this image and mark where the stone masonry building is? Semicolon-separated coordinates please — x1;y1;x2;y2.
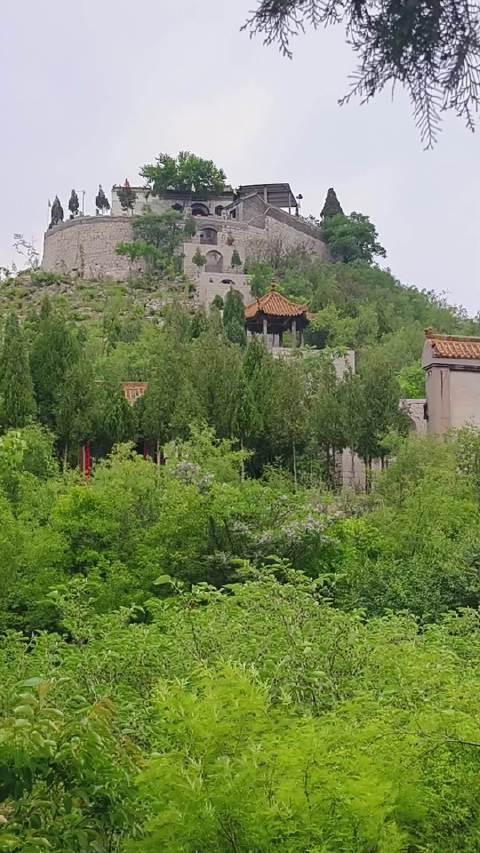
42;182;327;306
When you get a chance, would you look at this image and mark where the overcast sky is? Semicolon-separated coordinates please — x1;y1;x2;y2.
2;0;479;312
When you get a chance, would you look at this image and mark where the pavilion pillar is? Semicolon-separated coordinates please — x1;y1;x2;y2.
263;316;268;345
299;328;304;348
292;318;297;347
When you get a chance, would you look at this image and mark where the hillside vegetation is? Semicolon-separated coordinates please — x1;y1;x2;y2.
2;223;480;849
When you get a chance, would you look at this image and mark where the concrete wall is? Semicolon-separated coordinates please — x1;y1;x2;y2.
42;216;138;280
449;370;480;429
424;363;480;434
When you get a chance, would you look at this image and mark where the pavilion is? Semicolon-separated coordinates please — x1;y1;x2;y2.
244;284;310;348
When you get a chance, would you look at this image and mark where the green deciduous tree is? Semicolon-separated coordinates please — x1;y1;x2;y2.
0;313;36;428
56;356;98;467
309;359;346;484
140;151;226;195
321;212;386;264
246;261;273;297
342;351;409;487
192;247;206;269
116;210;184;275
30;299;81;431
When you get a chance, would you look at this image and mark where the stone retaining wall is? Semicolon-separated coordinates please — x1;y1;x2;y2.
42;216;139;281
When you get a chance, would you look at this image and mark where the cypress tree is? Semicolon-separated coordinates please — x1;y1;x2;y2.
0;313;36;428
95;184;111;215
223;289;246;346
68;189;79;219
231;248;242;269
320;188;344;219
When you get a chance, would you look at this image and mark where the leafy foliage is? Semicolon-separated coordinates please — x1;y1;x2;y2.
2;211;480;849
223;288;246;346
140;151;226;195
116;210;184;275
321;212;386;263
243;0;480;146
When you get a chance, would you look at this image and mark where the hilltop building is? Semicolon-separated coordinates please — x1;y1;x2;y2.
42;182;327;306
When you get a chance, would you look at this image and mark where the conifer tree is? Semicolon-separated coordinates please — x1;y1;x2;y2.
231;248;242;269
68;190;79;219
95;184;111;215
98;384;136;448
223;289;246;346
0;313;36;428
55;356;97;467
116;179;137;213
30;300;80;430
320;188;344;220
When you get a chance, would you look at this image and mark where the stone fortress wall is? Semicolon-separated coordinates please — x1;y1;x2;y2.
42;183;327;304
42;216;139;281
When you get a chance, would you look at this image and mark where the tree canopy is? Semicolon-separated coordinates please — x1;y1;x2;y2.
140;150;227;195
321;212;386;264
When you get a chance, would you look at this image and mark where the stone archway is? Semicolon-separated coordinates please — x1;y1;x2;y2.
205;250;223;272
199;227;218;245
191;202;210;216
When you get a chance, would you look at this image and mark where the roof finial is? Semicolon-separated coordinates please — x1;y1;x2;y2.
271;279;278;291
425;327;433;339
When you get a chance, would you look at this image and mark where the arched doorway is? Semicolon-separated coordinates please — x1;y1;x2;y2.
171;202;183;212
199;227;218;245
205;250;223;273
191;202;210;216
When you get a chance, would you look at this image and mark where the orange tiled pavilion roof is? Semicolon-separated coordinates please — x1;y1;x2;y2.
425;329;480;360
245;285;308;320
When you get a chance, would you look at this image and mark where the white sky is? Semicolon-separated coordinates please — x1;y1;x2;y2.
1;0;479;312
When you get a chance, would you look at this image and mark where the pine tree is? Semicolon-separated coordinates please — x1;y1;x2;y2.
68;190;79;219
320;187;344;220
0;313;36;428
